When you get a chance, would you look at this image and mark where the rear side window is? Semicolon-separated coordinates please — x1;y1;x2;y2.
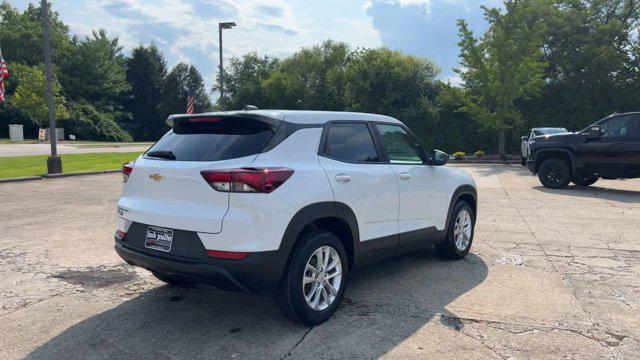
146;117;276;161
323;123;379;163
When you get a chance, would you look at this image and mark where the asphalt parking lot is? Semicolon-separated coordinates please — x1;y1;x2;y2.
1;164;639;359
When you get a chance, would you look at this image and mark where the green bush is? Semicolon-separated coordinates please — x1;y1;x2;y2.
474;150;485;157
64;103;133;142
452;151;466;160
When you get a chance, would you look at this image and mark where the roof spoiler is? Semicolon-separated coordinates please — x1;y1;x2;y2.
166;114;181;127
165;113;209;127
165;112;281;128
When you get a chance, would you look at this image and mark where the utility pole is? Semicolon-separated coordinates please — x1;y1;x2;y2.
42;0;61;174
218;22;236;105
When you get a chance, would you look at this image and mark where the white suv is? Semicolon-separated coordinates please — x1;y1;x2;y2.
115;110;477;325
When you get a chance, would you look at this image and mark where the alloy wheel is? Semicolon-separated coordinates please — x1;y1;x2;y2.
303;246;342;311
454;209;472;251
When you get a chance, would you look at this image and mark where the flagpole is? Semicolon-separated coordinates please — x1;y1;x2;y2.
42;0;61;174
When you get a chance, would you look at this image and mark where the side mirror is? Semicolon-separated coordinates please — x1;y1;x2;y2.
586;125;602;140
521;136;528;141
431;150;448;166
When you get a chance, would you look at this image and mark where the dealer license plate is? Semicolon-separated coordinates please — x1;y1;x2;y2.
144;226;173;252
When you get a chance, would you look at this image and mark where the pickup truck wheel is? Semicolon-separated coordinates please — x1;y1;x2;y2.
278;230;347;325
436;201;475;260
538;158;571;189
572;174;599;187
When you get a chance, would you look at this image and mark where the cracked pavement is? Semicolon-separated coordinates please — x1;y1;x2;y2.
0;164;639;359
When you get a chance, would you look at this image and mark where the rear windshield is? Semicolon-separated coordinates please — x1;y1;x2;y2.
145;117;277;161
540;128;567;135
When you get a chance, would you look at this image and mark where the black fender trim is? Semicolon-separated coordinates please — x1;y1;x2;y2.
445;185;478;232
532;148;577;173
276;201;359;277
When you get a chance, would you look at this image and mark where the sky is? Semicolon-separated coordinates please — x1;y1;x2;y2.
8;0;502;93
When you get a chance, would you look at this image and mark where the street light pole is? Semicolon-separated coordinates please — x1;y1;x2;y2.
218;21;236;105
42;0;61;174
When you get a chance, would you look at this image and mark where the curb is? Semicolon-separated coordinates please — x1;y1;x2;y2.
43;169;121;179
450;160;520;165
0;176;43;184
0;169;120;184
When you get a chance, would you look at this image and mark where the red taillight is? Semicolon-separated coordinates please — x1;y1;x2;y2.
201;168;294;193
206;250;250;260
115;230;126;239
122;162;134;183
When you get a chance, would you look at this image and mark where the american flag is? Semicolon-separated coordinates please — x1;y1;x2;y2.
186;96;194;114
0;47;8;103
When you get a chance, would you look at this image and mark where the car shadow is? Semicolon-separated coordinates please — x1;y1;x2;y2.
25;248;488;359
533;185;640;204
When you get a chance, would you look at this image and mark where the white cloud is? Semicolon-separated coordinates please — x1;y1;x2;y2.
364;0;431;11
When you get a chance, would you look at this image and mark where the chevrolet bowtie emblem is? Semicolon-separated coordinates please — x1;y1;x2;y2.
149;173;164;182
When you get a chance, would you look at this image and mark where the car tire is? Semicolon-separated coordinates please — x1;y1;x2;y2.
436;201;475;260
537;158;571;189
571;174;599;187
278;230;348;325
153;272;192;288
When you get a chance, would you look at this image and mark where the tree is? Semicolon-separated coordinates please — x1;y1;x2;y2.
65;102;133;142
0;1;74;66
522;0;640;132
343;48;439;115
59;29;131;140
160;63;212;134
9;63;69;127
261;71;305;109
274;40;351;110
215;52;278;110
455;0;549;159
125;44;167;140
61;29;130;106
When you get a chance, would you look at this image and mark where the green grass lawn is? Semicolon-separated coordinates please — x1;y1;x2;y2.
73;142;153;148
0;139;153;147
0;152;143;179
0;138;41;144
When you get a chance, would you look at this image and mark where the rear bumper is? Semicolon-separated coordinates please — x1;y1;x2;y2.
115;238;288;292
526;160;536;174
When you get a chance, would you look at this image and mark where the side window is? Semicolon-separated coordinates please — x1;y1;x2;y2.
323;123;380;163
600;116;635;138
375;124;425;164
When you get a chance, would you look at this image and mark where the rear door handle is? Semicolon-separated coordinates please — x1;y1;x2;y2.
335;174;351;183
399;172;411;180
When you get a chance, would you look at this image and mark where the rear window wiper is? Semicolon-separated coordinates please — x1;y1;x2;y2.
146;150;176;160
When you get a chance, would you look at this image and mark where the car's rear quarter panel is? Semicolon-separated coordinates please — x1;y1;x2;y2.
198;128;333;253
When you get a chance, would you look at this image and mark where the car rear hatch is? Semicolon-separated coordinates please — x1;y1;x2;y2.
118;114;281;234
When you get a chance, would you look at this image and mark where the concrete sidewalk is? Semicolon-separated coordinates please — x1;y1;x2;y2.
0;143;151;157
0;165;638;359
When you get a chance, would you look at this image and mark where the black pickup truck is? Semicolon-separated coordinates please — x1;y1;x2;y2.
527;112;640;189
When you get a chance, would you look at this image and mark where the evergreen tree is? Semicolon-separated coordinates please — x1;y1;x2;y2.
160;63;212;135
125;44;167;140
